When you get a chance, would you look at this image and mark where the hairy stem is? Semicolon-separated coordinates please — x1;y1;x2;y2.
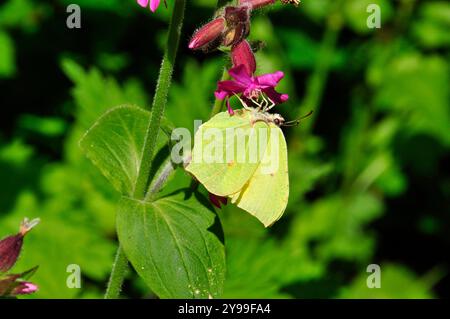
104;245;128;299
134;0;186;199
105;0;186;299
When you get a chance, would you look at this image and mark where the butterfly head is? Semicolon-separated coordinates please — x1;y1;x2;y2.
271;113;285;126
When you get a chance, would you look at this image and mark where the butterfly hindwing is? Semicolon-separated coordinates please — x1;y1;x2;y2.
230;124;289;227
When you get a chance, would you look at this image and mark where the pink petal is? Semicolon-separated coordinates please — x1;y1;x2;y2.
263;87;289;104
256;71;285;87
228;65;253;86
231;40;256;76
12;282;38;295
150;0;161;12
137;0;149;8
215;80;247;99
226;99;235;115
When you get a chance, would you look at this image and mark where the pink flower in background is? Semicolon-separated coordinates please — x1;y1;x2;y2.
215;65;289;114
12;282;38;295
137;0;161;12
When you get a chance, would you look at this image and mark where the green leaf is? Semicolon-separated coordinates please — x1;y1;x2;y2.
117;191;226;298
79;105;170;196
61;59;148;130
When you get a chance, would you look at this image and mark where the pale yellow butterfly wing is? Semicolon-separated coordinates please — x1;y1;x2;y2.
230;124;289;227
185;110;269;196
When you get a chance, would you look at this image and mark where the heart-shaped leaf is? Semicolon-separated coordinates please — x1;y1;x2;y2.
117;190;226;298
79;105;170;196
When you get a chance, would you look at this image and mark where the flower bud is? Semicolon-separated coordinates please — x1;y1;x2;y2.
239;0;275;10
11;281;38;295
0;218;40;273
189;17;226;50
222;6;251;47
231;40;256;76
0;234;23;273
209;193;228;209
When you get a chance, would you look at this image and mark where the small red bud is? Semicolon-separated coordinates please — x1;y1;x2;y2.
222;6;251;47
231;40;256;76
189;17;226;50
209;193;228;209
0;235;23;273
0;218;40;273
239;0;276;10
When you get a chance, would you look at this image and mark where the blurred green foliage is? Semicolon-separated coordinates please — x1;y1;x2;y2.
0;0;449;298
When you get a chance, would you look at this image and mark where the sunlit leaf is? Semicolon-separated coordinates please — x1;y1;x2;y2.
117;191;226;299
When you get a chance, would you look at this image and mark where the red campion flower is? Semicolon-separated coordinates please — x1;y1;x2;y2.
215;65;289;114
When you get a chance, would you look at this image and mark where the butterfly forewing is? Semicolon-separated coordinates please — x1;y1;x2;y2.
186;111;269;196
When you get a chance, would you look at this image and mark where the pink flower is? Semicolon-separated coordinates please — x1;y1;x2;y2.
137;0;162;13
12;282;38;295
215;65;289;114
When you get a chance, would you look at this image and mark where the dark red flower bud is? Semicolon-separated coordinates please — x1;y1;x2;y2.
0;234;23;273
222;6;251;47
239;0;275;10
209;193;228;209
231;40;256;76
0;218;40;273
189;17;226;50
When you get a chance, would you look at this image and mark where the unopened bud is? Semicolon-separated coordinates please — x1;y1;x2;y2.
231;40;256;76
209;193;228;209
222;6;251;47
239;0;275;10
0;218;40;273
11;281;38;295
189;18;226;50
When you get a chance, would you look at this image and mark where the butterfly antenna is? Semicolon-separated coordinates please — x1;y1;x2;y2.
282;119;300;127
282;111;314;127
300;110;314;120
164;0;168;8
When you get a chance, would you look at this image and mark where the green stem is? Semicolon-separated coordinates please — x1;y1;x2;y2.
104;245;128;299
298;8;342;133
105;0;186;299
134;0;186;199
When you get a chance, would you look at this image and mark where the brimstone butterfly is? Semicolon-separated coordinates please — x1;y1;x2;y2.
185;105;291;227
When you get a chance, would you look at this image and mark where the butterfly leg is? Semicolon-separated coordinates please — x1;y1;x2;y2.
235;94;253;111
265;96;276;111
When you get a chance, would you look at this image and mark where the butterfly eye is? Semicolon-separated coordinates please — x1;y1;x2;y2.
274;118;280;126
